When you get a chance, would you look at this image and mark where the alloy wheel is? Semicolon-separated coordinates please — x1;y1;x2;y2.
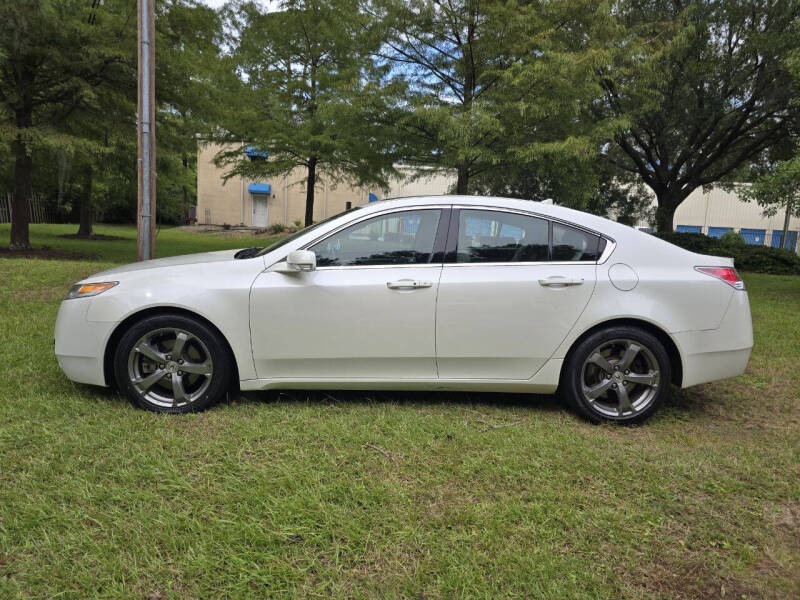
126;327;213;409
580;338;661;418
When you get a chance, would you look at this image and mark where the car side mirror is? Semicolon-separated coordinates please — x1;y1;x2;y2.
276;250;316;273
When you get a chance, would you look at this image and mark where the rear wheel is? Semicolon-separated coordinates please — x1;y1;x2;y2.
113;314;232;413
563;326;671;424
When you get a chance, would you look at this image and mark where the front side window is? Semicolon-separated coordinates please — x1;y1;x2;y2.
309;209;441;267
456;210;549;263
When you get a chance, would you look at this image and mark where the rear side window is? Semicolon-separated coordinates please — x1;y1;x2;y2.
456;210;549;263
552;222;603;262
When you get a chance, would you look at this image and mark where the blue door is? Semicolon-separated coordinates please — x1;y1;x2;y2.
708;227;732;238
772;230;798;250
676;225;702;234
740;229;766;245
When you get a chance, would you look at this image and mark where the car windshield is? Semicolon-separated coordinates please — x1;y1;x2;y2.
254;207;363;257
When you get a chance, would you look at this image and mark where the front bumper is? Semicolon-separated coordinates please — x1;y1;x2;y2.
54;298;118;387
672;290;754;388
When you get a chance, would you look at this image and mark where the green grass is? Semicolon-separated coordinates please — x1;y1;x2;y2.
1;225;798;599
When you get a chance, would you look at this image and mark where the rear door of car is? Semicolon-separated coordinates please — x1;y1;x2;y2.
435;207;601;379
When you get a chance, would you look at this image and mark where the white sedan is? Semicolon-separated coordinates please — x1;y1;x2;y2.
55;196;753;423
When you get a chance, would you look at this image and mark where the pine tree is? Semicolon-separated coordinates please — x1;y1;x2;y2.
214;0;399;226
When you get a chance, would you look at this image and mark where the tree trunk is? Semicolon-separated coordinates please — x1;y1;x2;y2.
10;135;32;250
456;165;469;195
304;157;317;227
654;203;676;233
653;188;690;234
77;165;94;237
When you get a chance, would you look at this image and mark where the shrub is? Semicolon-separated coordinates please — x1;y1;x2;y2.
655;232;717;254
267;223;287;234
656;232;800;275
720;230;746;246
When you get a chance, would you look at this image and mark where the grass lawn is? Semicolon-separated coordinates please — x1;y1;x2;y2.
1;224;798;599
0;223;281;264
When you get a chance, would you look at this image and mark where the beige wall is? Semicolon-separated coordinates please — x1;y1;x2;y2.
387;167;455;198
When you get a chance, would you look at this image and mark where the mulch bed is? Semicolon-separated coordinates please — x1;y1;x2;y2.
58;233;126;241
0;247;97;260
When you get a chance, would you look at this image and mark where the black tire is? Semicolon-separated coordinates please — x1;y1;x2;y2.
113;313;233;413
562;325;671;425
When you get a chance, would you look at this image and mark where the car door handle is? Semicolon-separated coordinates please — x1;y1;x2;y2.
386;279;433;290
538;276;584;287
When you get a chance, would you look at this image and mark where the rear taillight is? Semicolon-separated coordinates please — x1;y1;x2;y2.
695;266;745;290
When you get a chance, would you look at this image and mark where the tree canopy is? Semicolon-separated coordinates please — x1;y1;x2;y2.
591;0;800;232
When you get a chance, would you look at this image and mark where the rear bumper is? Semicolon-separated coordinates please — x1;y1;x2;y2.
54;299;117;387
672;291;753;388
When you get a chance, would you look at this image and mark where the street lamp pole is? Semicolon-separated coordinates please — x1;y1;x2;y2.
137;0;156;260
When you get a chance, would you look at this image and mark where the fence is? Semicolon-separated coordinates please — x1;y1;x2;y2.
0;194;54;224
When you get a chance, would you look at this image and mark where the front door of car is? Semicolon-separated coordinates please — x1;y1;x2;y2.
436;208;600;380
249;208;448;380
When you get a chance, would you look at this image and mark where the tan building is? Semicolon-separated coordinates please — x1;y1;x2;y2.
634;185;800;251
196;141;454;228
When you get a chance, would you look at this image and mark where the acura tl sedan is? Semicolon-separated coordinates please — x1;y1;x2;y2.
55;196;753;424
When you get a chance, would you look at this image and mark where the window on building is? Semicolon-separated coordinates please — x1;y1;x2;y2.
676;225;702;234
309;209;441;267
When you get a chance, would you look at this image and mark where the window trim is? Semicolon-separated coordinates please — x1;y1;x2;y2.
445;206;615;266
300;205;451;270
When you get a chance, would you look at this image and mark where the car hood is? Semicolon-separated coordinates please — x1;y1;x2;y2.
84;249;244;280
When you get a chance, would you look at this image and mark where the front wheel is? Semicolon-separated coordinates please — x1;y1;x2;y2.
113;314;233;413
562;326;672;424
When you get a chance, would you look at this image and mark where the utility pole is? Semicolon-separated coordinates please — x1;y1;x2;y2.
137;0;156;260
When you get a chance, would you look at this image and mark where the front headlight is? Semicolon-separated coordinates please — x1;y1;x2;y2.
65;281;118;300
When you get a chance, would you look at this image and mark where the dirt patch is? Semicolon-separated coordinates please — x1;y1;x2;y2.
176;224;292;239
0;247;96;260
58;233;126;241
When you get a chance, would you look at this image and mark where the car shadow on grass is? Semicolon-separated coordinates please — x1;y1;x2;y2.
238;388;566;414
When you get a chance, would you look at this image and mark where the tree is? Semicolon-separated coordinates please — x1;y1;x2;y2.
471;157;655;226
154;0;224;224
380;1;618;203
592;0;800;232
0;0;130;249
737;156;800;249
377;0;515;194
214;0;398;227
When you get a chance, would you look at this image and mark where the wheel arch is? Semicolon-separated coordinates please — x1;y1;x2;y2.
559;318;683;387
103;306;241;390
